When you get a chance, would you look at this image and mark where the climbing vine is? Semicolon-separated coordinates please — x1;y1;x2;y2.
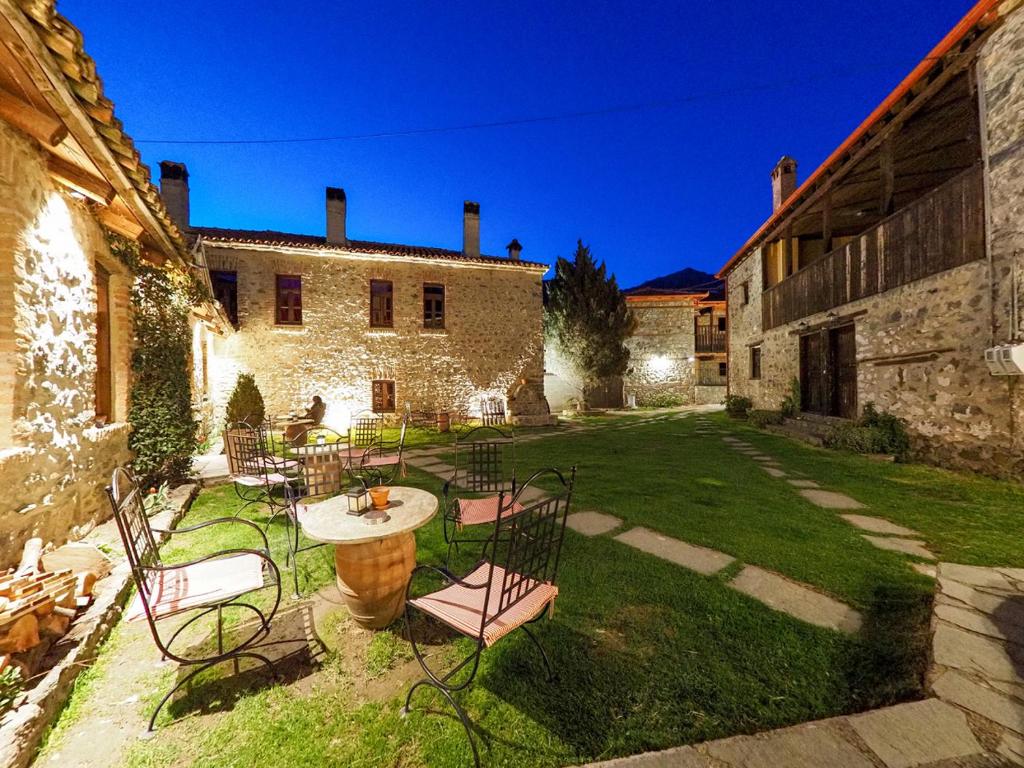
107;232;199;485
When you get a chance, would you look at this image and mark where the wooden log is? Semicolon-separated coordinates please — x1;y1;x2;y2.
0;86;67;148
41;543;113;581
38;613;70;638
0;614;40;654
46;153;116;205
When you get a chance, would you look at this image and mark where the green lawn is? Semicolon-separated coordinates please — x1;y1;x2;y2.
40;411;1023;768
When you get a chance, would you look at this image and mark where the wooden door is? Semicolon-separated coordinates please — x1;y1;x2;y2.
830;325;858;419
799;332;828;415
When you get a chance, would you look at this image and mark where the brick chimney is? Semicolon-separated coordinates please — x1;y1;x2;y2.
506;238;522;261
159;161;189;230
771;156;797;213
326;187;347;244
463;201;480;258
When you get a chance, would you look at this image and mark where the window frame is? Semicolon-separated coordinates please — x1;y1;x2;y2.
741;281;750;306
275;274;303;326
370;280;394;328
372;379;396;413
750;346;762;380
718;361;728;378
94;263;113;422
717;316;727;332
210;269;239;327
423;282;445;329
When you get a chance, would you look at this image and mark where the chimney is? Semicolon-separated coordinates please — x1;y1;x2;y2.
771;156;797;213
159;161;190;230
326;187;347;244
463;201;480;258
506;238;522;261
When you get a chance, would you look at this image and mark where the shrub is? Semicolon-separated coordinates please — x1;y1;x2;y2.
0;664;22;717
749;409;785;428
781;377;801;418
226;373;266;428
110;233;199;487
724;395;752;419
642;392;685;408
823;402;910;459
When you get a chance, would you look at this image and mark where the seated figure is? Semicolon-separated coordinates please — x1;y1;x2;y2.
303;395;326;425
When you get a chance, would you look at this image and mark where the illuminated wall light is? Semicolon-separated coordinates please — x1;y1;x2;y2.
649;354;673;375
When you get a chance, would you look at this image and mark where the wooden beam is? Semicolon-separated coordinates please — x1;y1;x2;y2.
822;190;833;253
96;206;144;239
0;85;67;148
46;154;115;205
879;137;895;215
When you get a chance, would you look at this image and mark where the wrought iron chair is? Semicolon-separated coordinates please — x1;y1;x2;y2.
347;410;383;465
279;425;349;597
480;397;506;427
402;466;576;768
106;466;282;735
442;425;517;569
350;412;409;488
224;421;299;517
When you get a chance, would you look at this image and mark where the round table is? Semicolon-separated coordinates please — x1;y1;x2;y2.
298;487;438;629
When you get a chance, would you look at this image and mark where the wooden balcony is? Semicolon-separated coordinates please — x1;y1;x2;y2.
695;324;727;353
762;164;984;330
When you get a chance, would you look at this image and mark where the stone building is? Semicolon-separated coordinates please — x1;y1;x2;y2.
622;290;727;407
0;2;224;564
160;166;552;428
719;0;1024;476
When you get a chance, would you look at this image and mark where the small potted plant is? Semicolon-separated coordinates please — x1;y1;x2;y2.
369;485;391;510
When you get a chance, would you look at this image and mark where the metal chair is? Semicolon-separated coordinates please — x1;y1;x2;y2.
402;467;575;768
106;466;282;735
442;425;517;569
350;412;409;488
280;425;349;597
480;398;506;427
348;410;383;464
224;421;299;517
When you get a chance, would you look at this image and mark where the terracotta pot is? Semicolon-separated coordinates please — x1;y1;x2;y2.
369;486;391;509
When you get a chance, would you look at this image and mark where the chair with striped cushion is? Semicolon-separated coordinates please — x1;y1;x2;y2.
402;466;576;768
106;466;281;735
225;422;299;517
442;425;517;568
351;412;409;488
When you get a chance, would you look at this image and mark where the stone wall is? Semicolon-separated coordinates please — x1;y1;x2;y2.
203;244;548;428
725;7;1024;476
0;120;134;566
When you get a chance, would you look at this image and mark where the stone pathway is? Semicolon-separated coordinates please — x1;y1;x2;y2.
840;514;919;537
797;489;865;510
862;535;937;560
730;566;863;634
614;527;735;576
930;563;1024;761
566;511;623;536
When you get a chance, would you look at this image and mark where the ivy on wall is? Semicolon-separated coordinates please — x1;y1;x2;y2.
107;232;204;485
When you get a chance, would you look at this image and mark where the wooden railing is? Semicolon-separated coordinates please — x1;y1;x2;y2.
762;164;984;330
696;367;727;387
695;324;727;353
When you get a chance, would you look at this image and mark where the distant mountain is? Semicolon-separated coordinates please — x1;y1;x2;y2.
626;267;724;299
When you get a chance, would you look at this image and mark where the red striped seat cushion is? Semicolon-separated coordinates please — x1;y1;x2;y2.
456;496;523;526
126;553;266;622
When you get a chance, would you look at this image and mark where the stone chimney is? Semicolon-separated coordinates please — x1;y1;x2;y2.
159;161;190;230
326;187;347;244
506;238;522;261
771;156;797;212
463;201;480;258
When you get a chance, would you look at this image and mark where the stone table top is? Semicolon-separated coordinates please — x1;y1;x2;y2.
298;486;438;545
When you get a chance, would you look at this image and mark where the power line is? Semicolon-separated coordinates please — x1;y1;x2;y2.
135;56;950;146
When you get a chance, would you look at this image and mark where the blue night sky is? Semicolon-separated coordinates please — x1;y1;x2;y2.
64;0;974;287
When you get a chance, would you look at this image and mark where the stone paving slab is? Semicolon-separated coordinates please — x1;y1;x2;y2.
729;566;862;634
585;745;713;767
933;624;1024;684
862;535;936;560
615;527;734;575
705;722;874;768
840;514;920;537
848;699;982;768
787;479;821;489
405;455;445;469
940;564;1021;592
934;603;1019;643
914;563;938;578
933;670;1024;737
998;732;1024;765
799;489;865;509
566;511;623;537
761;466;787;478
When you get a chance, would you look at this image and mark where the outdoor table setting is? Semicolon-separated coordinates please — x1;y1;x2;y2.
297;485;438;629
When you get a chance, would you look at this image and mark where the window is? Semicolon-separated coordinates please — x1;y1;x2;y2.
94;264;112;422
211;270;238;326
423;283;445;329
741;281;750;306
275;275;302;325
372;380;396;413
718;362;728;378
717;316;727;332
750;346;762;380
370;280;393;328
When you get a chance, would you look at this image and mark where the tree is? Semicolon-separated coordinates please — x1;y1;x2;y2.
545;241;635;401
225;373;266;428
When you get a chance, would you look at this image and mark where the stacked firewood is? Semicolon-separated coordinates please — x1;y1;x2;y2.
0;538;111;681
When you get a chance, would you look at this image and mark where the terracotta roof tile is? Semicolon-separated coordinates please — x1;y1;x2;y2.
192;226;548;270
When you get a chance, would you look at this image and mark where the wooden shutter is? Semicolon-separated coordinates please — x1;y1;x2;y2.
94;264;112;421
